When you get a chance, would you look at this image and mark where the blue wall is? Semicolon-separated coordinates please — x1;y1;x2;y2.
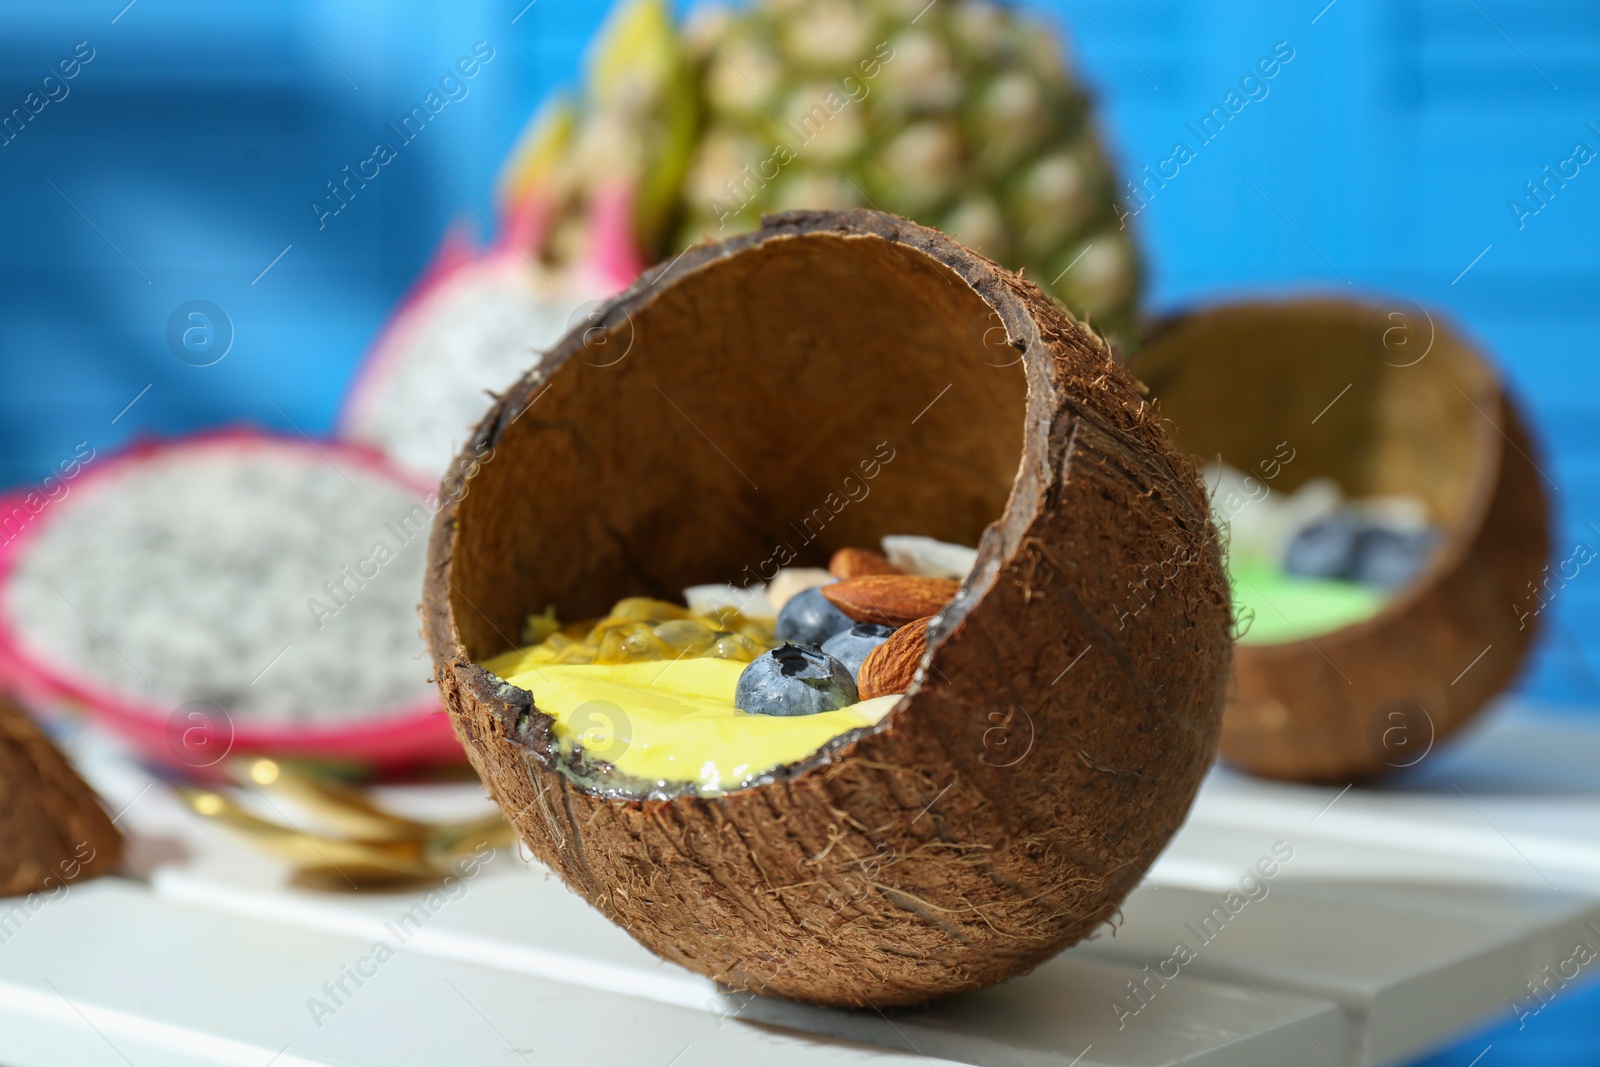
1;4;1597;1062
2;3;1594;715
4;1;1595;696
1073;0;1600;713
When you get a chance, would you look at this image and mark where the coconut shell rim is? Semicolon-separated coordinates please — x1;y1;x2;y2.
428;213;1062;796
425;208;1221;795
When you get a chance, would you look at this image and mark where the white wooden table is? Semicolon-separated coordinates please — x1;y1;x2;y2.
2;700;1597;1067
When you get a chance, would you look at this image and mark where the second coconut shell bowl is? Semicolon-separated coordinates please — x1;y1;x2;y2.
424;210;1232;1008
1130;299;1551;783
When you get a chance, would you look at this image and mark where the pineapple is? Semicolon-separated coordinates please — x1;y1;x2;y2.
346;0;1141;479
515;0;1141;339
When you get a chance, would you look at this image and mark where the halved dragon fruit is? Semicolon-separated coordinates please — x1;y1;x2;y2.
339;0;679;479
0;430;462;774
337;236;606;480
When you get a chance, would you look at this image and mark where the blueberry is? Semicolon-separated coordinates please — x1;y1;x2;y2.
774;586;854;646
1284;514;1362;580
1352;525;1438;589
821;623;896;678
735;644;858;717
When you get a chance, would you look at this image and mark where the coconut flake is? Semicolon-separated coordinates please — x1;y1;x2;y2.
1206;461;1345;563
683;583;775;620
765;568;835;612
881;535;978;579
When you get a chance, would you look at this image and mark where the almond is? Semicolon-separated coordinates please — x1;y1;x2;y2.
858;617;932;699
828;546;903;579
820;575;959;627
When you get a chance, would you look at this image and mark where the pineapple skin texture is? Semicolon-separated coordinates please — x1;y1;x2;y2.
673;0;1141;339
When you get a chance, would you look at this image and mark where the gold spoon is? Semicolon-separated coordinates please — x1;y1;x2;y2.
174;759;516;889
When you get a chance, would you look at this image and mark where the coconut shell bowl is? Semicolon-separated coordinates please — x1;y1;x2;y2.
423;210;1233;1008
1130;299;1551;784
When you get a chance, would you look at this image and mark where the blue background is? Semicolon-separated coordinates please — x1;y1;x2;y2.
0;1;1595;1062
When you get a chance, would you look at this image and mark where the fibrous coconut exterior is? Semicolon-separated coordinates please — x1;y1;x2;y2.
423;210;1230;1007
1131;299;1551;783
0;695;121;897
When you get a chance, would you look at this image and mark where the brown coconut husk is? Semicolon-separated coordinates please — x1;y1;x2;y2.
1130;299;1551;783
422;210;1231;1008
0;695;122;896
